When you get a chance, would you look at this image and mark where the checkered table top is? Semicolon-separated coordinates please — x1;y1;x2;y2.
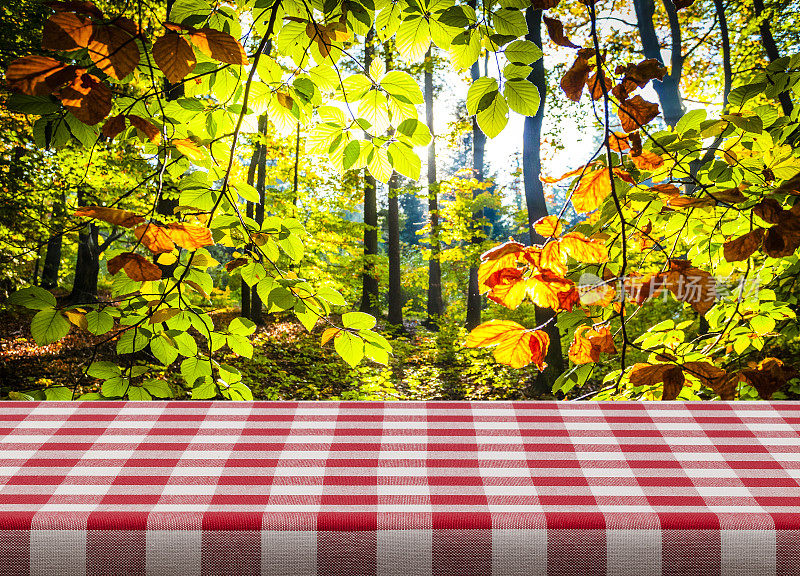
1;400;799;576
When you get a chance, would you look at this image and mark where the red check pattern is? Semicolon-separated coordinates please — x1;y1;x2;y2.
1;401;799;576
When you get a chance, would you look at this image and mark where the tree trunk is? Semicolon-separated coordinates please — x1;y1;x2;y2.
241;145;259;319
40;190;64;289
424;47;444;323
385;44;403;327
465;40;485;331
633;0;685;127
250;114;269;324
524;7;564;392
69;188;100;303
360;29;380;315
753;0;793;115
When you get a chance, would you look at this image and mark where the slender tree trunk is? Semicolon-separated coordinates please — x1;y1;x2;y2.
633;0;685;127
385;44;403;327
425;47;444;323
753;0;793;115
465;39;485;331
524;7;564;392
250;114;268;324
40;190;64;289
241;146;259;319
360;29;380;315
69;188;100;303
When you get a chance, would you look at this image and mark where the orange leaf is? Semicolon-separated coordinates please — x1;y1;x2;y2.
571;168;610;213
465;319;526;348
533;215;563;238
153;32;196;83
465;320;549;369
107;252;162;281
486;269;528;309
543;15;579;48
172;138;204;160
321;327;341;345
541;163;594;184
587;72;612;101
128;115;161;144
559;231;608;263
5;56;78;96
190;28;247;65
166;223;214;250
723;228;764;262
526;272;577;311
478;241;524;290
569;325;599;364
74;205;144;228
87;22;140;80
42;12;94;51
58;70;111;125
134;223;175;254
630;150;664;171
618;95;660;132
524;243;566;276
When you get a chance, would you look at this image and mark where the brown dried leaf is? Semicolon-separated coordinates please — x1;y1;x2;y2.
101;114;125;138
560;55;591;102
128;115;161;143
190;28;247;65
543;16;579;49
107;252;162;281
74;205;144;228
723;228;765;262
58;71;111;125
5;56;77;96
42;12;94;51
153;32;196;83
618;95;660;132
87;23;140;80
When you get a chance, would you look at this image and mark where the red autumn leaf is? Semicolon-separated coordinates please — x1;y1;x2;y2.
87;22;140;80
723;228;765;262
107;252;162;281
543;16;580;49
42;12;94;51
5;56;78;96
128;115;161;143
618;95;660;132
165;223;214;250
152;31;197;83
57;70;112;125
560;54;591;102
74;205;144;228
189;27;247;65
134;223;175;254
101;114;125;138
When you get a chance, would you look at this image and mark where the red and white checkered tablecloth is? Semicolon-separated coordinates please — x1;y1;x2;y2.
1;401;799;576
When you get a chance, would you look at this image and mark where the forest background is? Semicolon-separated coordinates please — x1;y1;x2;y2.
1;0;799;403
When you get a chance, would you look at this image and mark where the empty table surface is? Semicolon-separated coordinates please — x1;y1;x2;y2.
1;401;799;576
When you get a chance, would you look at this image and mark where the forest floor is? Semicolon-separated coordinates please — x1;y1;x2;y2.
0;300;561;401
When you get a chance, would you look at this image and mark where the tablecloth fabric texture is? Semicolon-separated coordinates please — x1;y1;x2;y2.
1;401;799;576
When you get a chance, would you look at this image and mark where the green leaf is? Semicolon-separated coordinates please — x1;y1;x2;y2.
380;70;424;104
142;379;174;398
8;391;35;401
504;39;543;65
191;378;218;399
367;145;393;182
317;286;347;306
228;317;256;336
467;77;499;115
31;309;70;345
151;335;179;365
231;180;260;203
218;363;242;385
227;334;253;358
503;63;532;80
127;386;152;401
225;381;254;401
342;311;377;329
493;8;527;36
387;141;421;180
101;377;128;398
116;329;150;354
396;118;432;146
396;16;430;62
334;331;365;367
675;109;707;134
10;287;56;310
181;357;213;385
503;79;540;116
6;94;60;115
44;386;73;401
448;29;481;71
87;361;121;379
65;114;99;148
476;92;509;138
729;83;767;108
86;310;114;335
